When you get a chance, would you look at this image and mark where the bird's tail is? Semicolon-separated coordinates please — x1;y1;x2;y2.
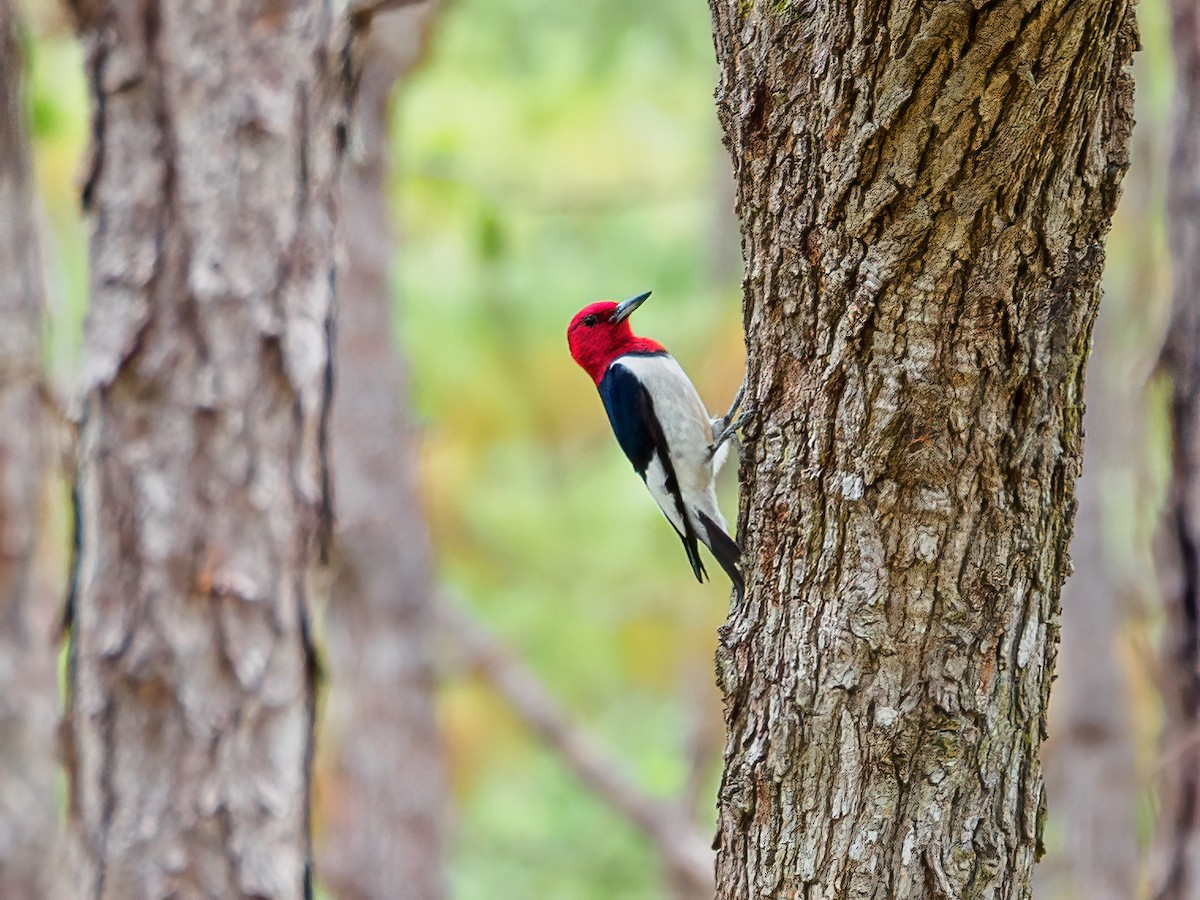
677;529;708;584
697;511;744;601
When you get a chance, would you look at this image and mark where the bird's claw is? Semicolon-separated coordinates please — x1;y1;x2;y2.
711;382;745;435
709;383;753;458
709;405;754;457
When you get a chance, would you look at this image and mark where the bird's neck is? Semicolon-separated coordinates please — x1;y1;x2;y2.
587;337;667;385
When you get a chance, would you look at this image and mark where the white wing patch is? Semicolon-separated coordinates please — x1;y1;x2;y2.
643;454;687;535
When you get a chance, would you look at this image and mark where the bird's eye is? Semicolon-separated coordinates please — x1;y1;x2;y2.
583;314;598;327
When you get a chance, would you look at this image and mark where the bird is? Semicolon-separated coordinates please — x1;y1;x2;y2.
567;290;746;599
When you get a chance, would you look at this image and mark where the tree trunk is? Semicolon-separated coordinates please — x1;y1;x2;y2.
707;2;1136;897
315;6;447;899
65;2;348;896
1156;2;1200;895
0;2;60;894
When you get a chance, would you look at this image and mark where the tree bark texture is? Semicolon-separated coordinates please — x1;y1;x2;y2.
66;2;349;896
1156;2;1200;896
0;2;60;895
708;2;1136;897
315;6;447;899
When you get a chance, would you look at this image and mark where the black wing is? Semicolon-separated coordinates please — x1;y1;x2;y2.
598;362;707;583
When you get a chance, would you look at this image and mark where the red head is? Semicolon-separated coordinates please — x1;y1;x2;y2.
567;291;666;384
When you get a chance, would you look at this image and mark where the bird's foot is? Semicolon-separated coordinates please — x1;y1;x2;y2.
709;386;753;458
710;382;745;439
710;407;753;456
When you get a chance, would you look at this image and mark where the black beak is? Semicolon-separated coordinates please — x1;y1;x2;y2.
611;290;651;323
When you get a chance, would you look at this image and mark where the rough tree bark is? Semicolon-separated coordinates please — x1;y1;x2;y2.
65;2;350;896
708;2;1136;897
0;2;60;894
1156;2;1200;896
315;5;447;898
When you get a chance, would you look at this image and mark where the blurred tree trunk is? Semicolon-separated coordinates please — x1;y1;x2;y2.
1041;303;1138;898
65;2;348;896
0;2;59;895
707;2;1135;897
1156;2;1200;896
315;6;447;899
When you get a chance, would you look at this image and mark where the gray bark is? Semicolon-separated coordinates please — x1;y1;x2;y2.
315;6;447;898
707;2;1136;897
65;2;350;896
1156;2;1200;895
0;2;60;895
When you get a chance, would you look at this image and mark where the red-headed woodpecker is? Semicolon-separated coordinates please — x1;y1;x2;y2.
567;291;745;598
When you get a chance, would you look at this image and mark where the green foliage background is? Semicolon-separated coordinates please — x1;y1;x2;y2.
17;0;1178;895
